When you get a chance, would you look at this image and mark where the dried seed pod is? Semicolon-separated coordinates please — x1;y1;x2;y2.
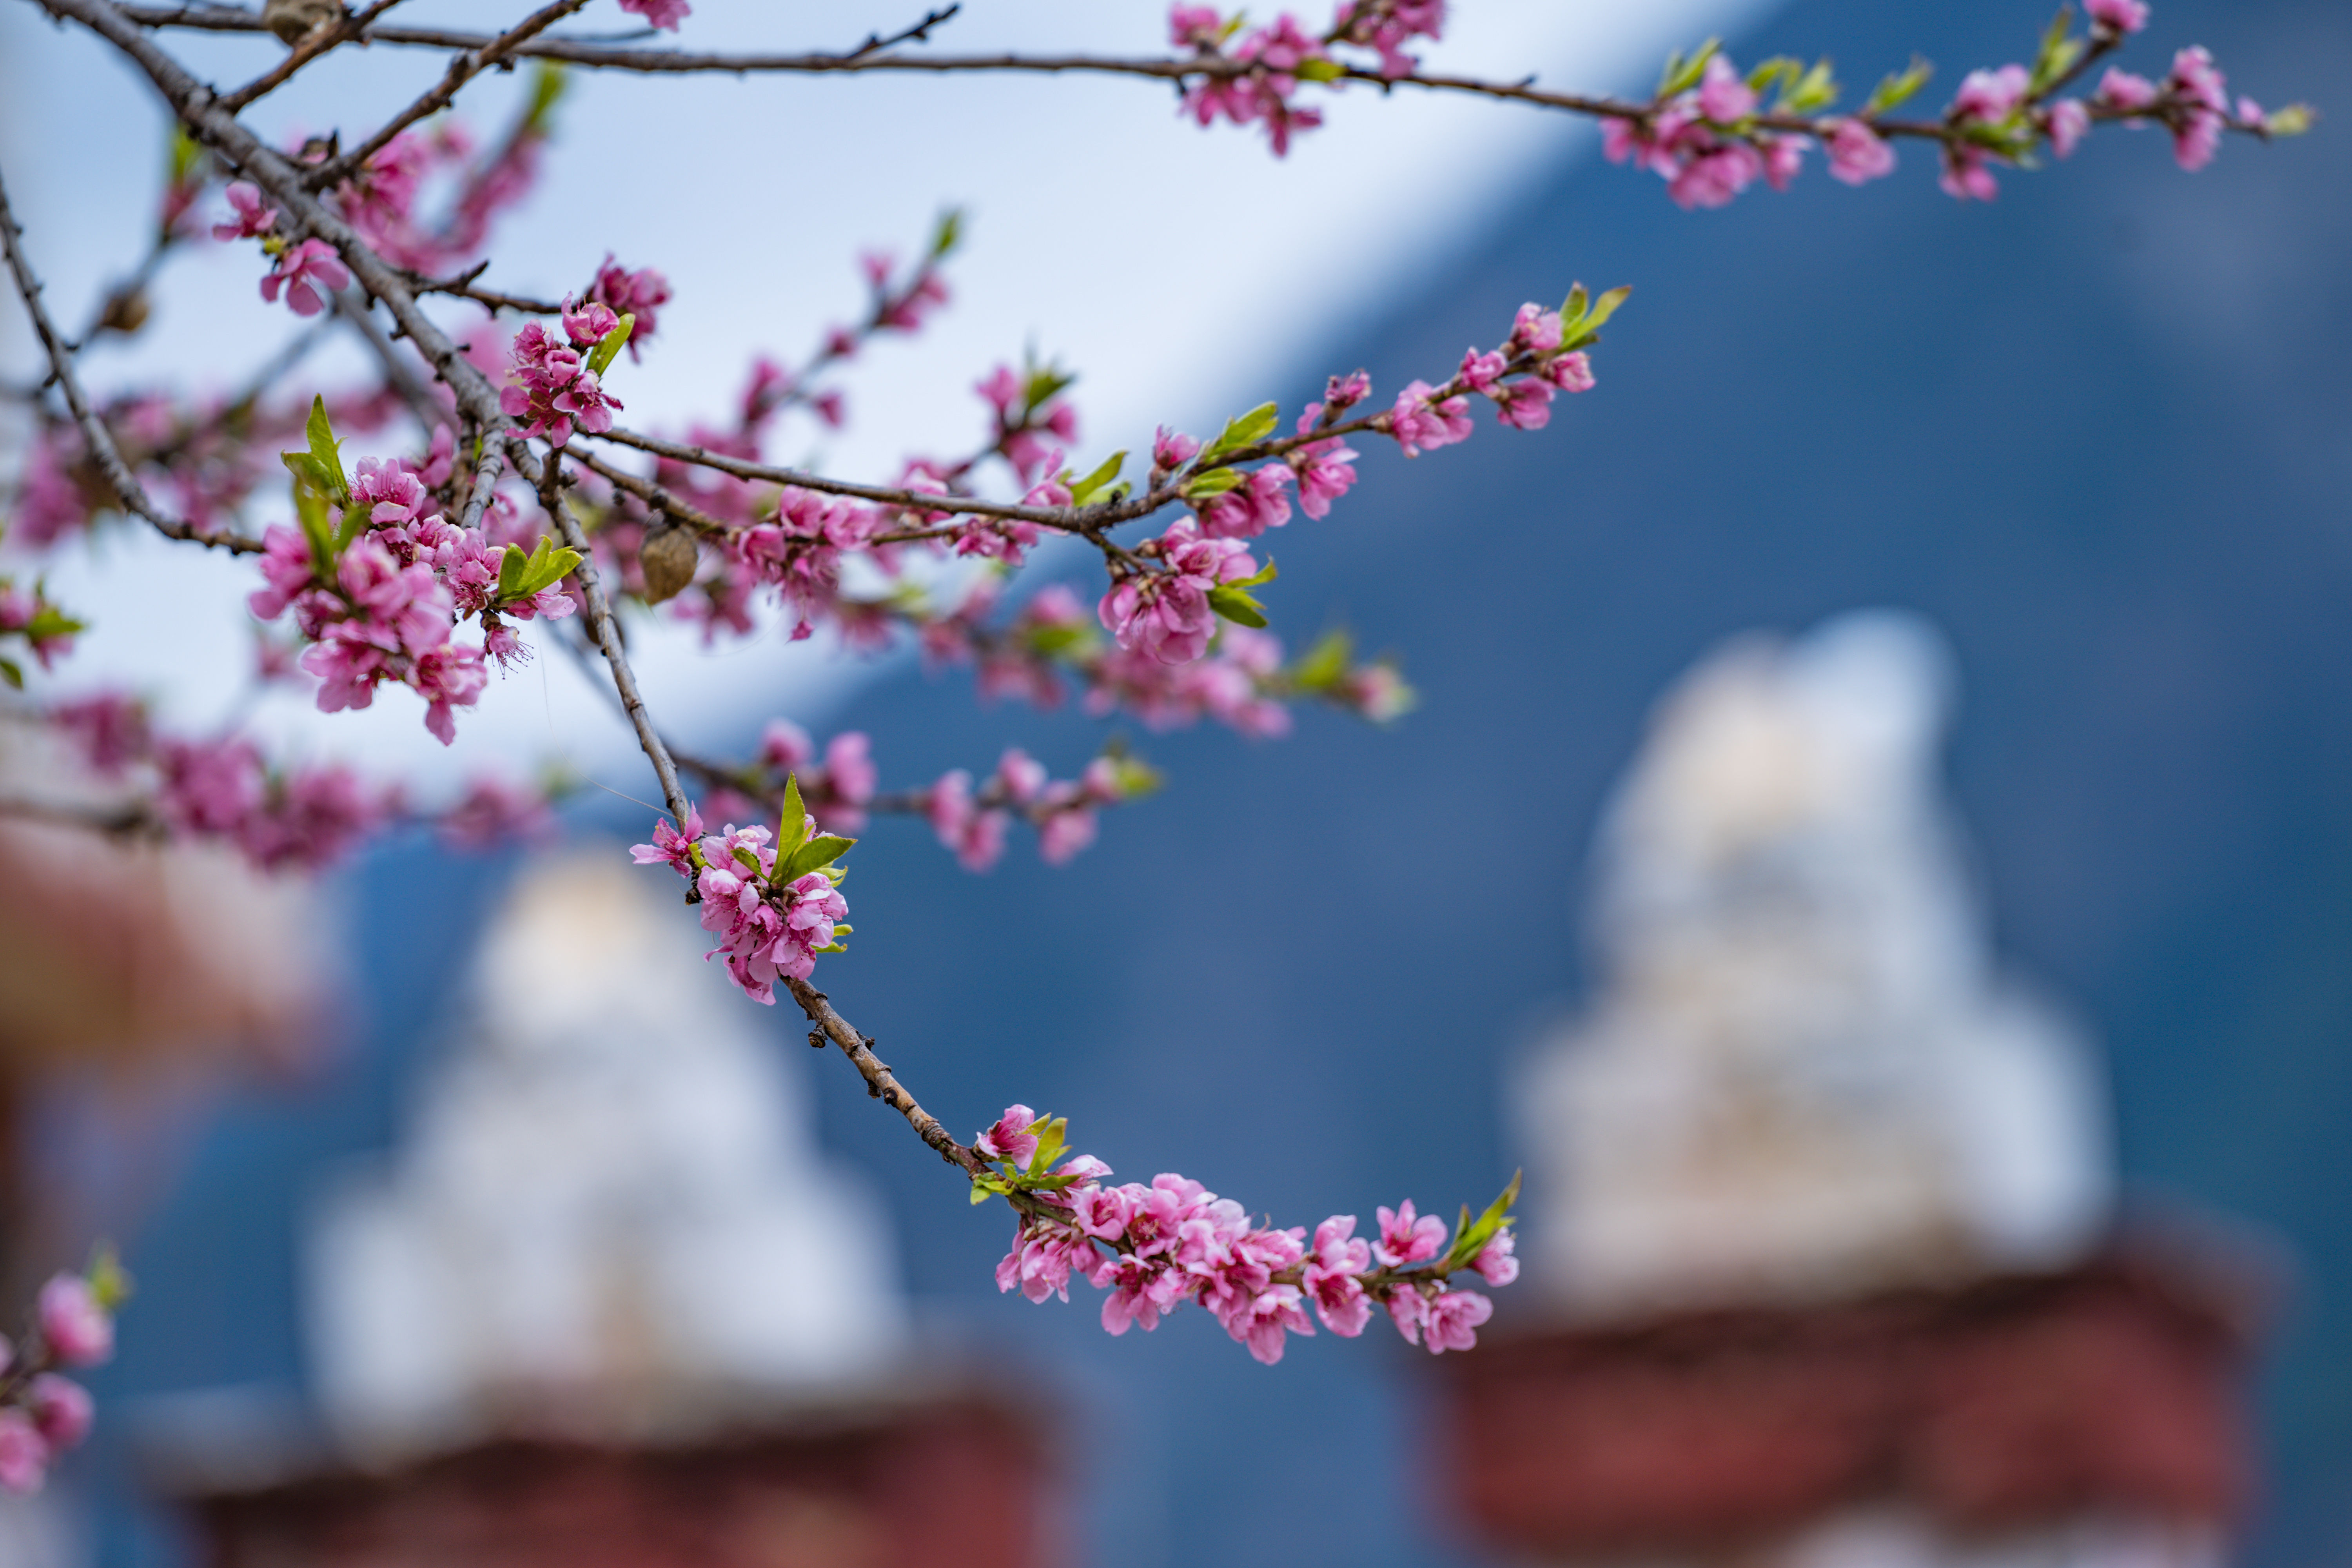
639;522;699;604
262;0;345;45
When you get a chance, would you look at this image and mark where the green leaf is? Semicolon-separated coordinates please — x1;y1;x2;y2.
2265;103;2316;136
585;312;635;379
1581;284;1632;334
1180;467;1247;500
24;607;87;641
1441;1170;1523;1272
1066;449;1127;505
1207;584;1269;628
1288;628;1352;691
0;656;20;690
500;536;585;601
781;833;857;881
1028;621;1092;657
1746;56;1799;94
1026;1116;1069;1178
1782;58;1840;114
522;60;568;132
1201;401;1281;461
289;467;337;576
1296;56;1344;83
779;773;809;852
931;207;964;259
1658;36;1720;98
1229;556;1278;590
969;1174;1009;1204
85;1241;133;1312
303;395;348;506
1864;55;1933;114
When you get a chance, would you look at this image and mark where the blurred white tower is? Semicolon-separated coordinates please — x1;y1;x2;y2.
307;847;906;1458
1521;610;2113;1315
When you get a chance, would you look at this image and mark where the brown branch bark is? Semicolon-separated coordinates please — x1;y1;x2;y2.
0;163;265;555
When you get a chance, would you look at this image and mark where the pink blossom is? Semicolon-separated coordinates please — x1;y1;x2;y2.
1152;426;1202;474
211;181;277;241
37;1275;111;1368
1387;380;1473;457
1953;64;2031;124
993;748;1048;806
1939;144;2003;202
27;1376;91;1452
1457;347;1507;393
412;642;486;744
619;0;690;29
1824;118;1898;185
1510;303;1564;354
1038;807;1099;865
1195;464;1294;539
500;319;622;445
2046;99;2091;158
1668;143;1764;210
1096;521;1260;664
1695;55;1758;123
2167;47;2228;170
1169;4;1224;50
260;238;349;317
0;1412;42;1495
977;1105;1043;1165
1472;1227;1520;1286
1540;350;1596;393
157;737;265;839
1374;1199;1447;1267
1303;1215;1373;1335
2086;0;2149;34
439;775;555;849
1289;407;1358;520
1492;379;1555;431
927;769;1009;871
629;805;706;875
588;256;672;358
50;694;150;775
1420;1287;1493;1353
1760;133;1808;192
1221;1282;1315;1365
2094;68;2160;112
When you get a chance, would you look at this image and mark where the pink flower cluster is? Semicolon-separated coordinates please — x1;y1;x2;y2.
587;256;672;361
726;485;884;639
211;181;353;315
0;1274;116;1496
979;1106;1517;1365
249;437;572;745
48;693;550;869
2094;46;2259;172
925;748;1140;871
619;0;690;32
1603;56;1810;210
0;579;78;673
1098;520;1262;664
631;806;851;1004
501;299;626;446
1330;0;1446;79
1174;9;1330;156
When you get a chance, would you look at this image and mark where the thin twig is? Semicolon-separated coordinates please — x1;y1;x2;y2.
309;0;592;190
216;0;407;113
0;162;265;555
537;466;693;828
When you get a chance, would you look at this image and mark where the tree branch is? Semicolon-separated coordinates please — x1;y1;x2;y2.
0;162;264;555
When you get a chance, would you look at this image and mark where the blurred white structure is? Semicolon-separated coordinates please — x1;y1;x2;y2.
307;848;905;1457
1521;610;2114;1314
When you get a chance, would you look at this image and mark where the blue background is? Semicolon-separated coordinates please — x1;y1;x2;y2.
64;0;2352;1562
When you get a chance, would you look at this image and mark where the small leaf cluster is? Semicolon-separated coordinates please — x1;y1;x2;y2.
969;1112;1094;1205
1435;1171;1521;1276
0;578;85;689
